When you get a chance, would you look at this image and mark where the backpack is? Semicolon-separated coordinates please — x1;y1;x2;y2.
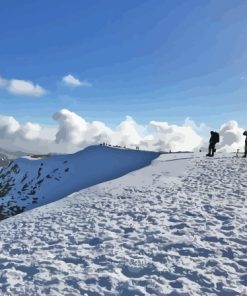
213;132;220;143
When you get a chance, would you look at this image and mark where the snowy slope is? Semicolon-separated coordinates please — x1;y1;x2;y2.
0;153;246;295
0;145;160;219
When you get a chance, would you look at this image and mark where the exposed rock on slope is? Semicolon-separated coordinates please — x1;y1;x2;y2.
0;145;160;220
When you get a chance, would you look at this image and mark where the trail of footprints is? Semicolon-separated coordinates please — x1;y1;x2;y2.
0;156;246;295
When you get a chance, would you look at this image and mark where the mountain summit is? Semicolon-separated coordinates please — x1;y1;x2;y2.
0;145;160;220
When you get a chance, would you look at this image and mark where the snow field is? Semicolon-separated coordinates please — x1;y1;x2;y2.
0;145;160;218
0;153;246;295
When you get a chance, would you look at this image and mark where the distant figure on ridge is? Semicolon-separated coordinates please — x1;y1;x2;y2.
206;131;219;157
243;131;247;158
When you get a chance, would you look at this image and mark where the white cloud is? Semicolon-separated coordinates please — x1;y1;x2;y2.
0;76;46;96
18;122;42;140
114;116;146;147
62;74;92;87
0;109;245;155
53;109;88;145
148;121;203;152
218;120;245;152
0;115;20;136
184;117;209;134
8;79;46;96
0;110;204;154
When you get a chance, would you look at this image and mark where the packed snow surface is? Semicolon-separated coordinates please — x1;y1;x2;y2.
0;145;160;219
0;152;246;295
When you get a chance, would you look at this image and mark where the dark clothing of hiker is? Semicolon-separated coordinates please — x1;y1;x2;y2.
206;131;219;157
208;142;216;157
243;131;247;157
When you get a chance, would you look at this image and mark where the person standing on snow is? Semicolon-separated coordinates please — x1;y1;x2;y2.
206;131;219;157
243;131;247;158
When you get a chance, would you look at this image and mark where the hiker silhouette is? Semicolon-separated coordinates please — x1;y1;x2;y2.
206;131;219;157
243;131;247;158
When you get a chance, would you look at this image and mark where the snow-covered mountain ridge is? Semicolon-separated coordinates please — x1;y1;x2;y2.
0;153;246;295
0;145;160;220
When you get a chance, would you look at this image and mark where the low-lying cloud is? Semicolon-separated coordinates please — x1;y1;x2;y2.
218;120;245;152
0;109;245;154
148;121;203;152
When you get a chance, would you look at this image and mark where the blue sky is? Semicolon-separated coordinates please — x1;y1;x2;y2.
0;0;247;128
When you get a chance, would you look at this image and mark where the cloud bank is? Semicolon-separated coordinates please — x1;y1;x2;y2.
0;76;46;96
62;74;92;87
218;120;245;152
148;121;202;152
0;109;245;154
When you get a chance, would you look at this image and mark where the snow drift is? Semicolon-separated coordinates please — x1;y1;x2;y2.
0;145;160;220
